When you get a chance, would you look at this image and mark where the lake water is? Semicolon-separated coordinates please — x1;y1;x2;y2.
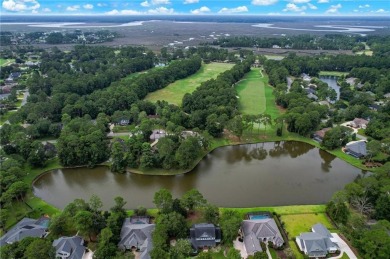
33;141;363;209
319;75;340;101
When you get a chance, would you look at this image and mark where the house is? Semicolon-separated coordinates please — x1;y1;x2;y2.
368;103;381;111
318;100;331;107
304;88;316;95
0;217;50;246
307;93;318;101
190;223;221;252
149;129;167;141
313;128;331;142
118;119;130;126
302;73;312;82
345;140;367;158
296;223;339;258
241;218;284;256
118;217;155;259
52;236;85;259
384;93;390;99
350;118;369;129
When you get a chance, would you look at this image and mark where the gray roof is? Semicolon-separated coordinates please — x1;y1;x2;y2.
241;218;284;252
53;236;85;259
0;217;49;246
346;140;367;157
118;218;155;259
296;224;339;257
190;223;221;249
243;232;262;255
312;223;332;238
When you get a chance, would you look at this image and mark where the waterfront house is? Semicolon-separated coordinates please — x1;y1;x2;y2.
241;218;284;256
0;217;50;246
350;118;369;129
345;140;367;158
52;236;85;259
118;217;155;259
296;223;339;258
313;128;331;142
307;93;318;101
190;223;221;252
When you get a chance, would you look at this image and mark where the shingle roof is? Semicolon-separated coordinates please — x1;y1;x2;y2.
52;236;85;259
346;140;367;157
190;223;220;249
243;232;262;255
312;223;332;238
0;217;48;246
118;218;155;259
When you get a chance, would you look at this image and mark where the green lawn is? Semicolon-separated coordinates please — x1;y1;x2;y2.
269;247;278;259
264;55;285;60
145;62;234;106
0;58;15;67
280;213;336;238
235;68;266;115
318;71;349;77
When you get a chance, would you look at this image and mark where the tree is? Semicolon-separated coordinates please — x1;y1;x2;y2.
227;248;241;259
358;221;390;259
253;251;268;259
175;136;202;169
150;247;169;259
49;213;70;236
203;204;219;225
94;228;118;259
110;196;127;215
155;212;188;238
220;210;241;244
170;239;192;259
25;239;55;259
181;189;207;212
227;115;244;140
28;141;47;167
375;194;390;221
89;194;103;213
367;140;381;161
153;188;173;213
110;140;127;173
351;195;374;216
74;210;94;241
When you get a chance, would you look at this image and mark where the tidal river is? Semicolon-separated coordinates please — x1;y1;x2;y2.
33;141;363;209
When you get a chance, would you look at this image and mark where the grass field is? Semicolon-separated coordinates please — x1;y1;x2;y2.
264;55;285;60
318;71;349;77
145;62;234;106
0;58;15;67
280;213;336;238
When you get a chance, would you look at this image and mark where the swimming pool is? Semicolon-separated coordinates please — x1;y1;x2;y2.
249;214;271;220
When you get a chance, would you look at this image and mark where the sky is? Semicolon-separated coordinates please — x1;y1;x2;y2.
1;0;389;16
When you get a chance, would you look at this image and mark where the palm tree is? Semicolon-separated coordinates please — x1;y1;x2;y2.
262;113;272;137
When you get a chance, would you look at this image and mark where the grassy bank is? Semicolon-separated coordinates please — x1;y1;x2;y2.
318;71;349;77
145;62;234;106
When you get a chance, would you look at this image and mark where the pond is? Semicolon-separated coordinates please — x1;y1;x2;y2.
319;75;340;101
33;141;363;209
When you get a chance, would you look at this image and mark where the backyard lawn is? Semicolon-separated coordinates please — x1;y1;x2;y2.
0;58;15;67
145;62;234;106
280;213;336;238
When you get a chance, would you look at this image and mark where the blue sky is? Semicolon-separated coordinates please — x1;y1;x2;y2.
1;0;389;15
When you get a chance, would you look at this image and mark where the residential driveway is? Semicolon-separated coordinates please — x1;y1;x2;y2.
332;233;357;259
82;251;93;259
233;237;248;259
340;122;367;141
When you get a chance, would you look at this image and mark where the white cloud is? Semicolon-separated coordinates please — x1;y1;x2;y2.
105;9;142;15
141;1;150;7
151;0;170;5
31;9;37;13
148;7;174;14
83;4;93;10
290;0;310;3
283;3;307;12
317;0;328;3
251;0;278;6
307;3;317;9
97;3;107;7
184;0;199;4
2;0;40;12
375;9;388;13
326;3;341;14
218;6;248;14
359;4;370;8
42;7;51;12
66;5;80;11
191;6;210;14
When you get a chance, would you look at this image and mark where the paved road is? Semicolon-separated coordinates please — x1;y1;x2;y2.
332;233;357;259
21;90;29;106
107;132;131;138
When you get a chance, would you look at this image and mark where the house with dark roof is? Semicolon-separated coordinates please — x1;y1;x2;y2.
313;128;331;142
0;217;49;246
345;140;367;158
52;236;85;259
118;217;155;259
241;218;284;256
296;223;339;258
190;223;221;252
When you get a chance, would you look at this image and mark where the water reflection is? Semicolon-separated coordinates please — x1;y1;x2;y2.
33;141;362;209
